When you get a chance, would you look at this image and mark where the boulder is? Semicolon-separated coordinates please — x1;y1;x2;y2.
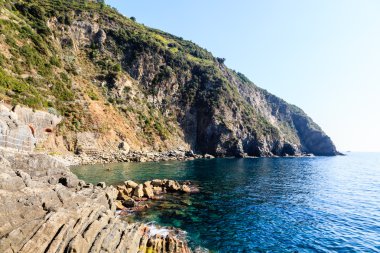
185;150;195;157
151;179;163;187
133;184;144;198
166;180;180;191
204;154;215;159
122;197;137;208
78;180;86;188
104;186;119;201
97;182;106;189
124;180;138;189
181;185;191;193
115;200;125;210
118;141;130;153
143;186;154;199
0;171;25;191
153;186;163;195
143;181;151;188
116;185;127;192
95;29;107;50
139;157;148;163
117;191;130;201
124;187;133;195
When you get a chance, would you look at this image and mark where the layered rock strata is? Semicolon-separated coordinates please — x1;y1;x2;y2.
0;151;192;253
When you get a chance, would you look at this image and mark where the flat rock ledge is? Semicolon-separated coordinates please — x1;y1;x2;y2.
0;150;193;253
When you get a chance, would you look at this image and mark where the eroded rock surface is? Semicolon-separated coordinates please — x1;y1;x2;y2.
0;151;192;253
114;179;199;211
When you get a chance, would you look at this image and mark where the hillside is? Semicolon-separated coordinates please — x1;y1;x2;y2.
0;0;338;157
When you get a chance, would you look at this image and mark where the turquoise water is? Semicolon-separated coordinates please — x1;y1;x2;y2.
71;153;380;252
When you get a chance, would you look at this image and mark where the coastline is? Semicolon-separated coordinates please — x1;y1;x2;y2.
55;150;212;166
55;149;318;167
0;149;197;253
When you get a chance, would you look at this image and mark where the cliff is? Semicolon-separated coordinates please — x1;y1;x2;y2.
0;0;338;156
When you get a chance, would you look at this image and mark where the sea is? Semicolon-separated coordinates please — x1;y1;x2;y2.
71;152;380;252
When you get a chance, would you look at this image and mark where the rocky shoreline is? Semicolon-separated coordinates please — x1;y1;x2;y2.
57;148;317;166
57;150;215;166
0;150;198;253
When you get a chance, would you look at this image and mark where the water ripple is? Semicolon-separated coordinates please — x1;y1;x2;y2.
71;153;380;252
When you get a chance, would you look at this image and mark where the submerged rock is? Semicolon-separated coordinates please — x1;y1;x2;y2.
122;197;137;208
181;185;191;193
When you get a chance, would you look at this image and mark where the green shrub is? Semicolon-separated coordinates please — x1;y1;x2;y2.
111;63;122;72
0;53;5;66
0;69;27;93
23;96;43;108
60;72;70;83
52;80;74;101
50;56;61;67
88;90;99;100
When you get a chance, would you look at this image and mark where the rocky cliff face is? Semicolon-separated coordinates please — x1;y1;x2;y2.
0;0;338;157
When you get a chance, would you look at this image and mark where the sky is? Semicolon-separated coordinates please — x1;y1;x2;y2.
106;0;380;152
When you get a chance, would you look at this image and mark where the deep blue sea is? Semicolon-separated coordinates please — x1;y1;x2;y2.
71;153;380;252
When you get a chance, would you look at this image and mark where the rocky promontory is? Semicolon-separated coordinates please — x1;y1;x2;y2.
114;179;198;212
0;0;339;159
0;150;193;253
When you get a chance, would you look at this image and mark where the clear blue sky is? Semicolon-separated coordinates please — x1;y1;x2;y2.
106;0;380;152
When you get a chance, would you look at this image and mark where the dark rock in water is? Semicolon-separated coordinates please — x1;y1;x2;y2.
181;185;191;193
97;181;106;188
185;150;195;157
122;197;137;208
166;180;181;191
117;190;130;201
180;199;192;206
